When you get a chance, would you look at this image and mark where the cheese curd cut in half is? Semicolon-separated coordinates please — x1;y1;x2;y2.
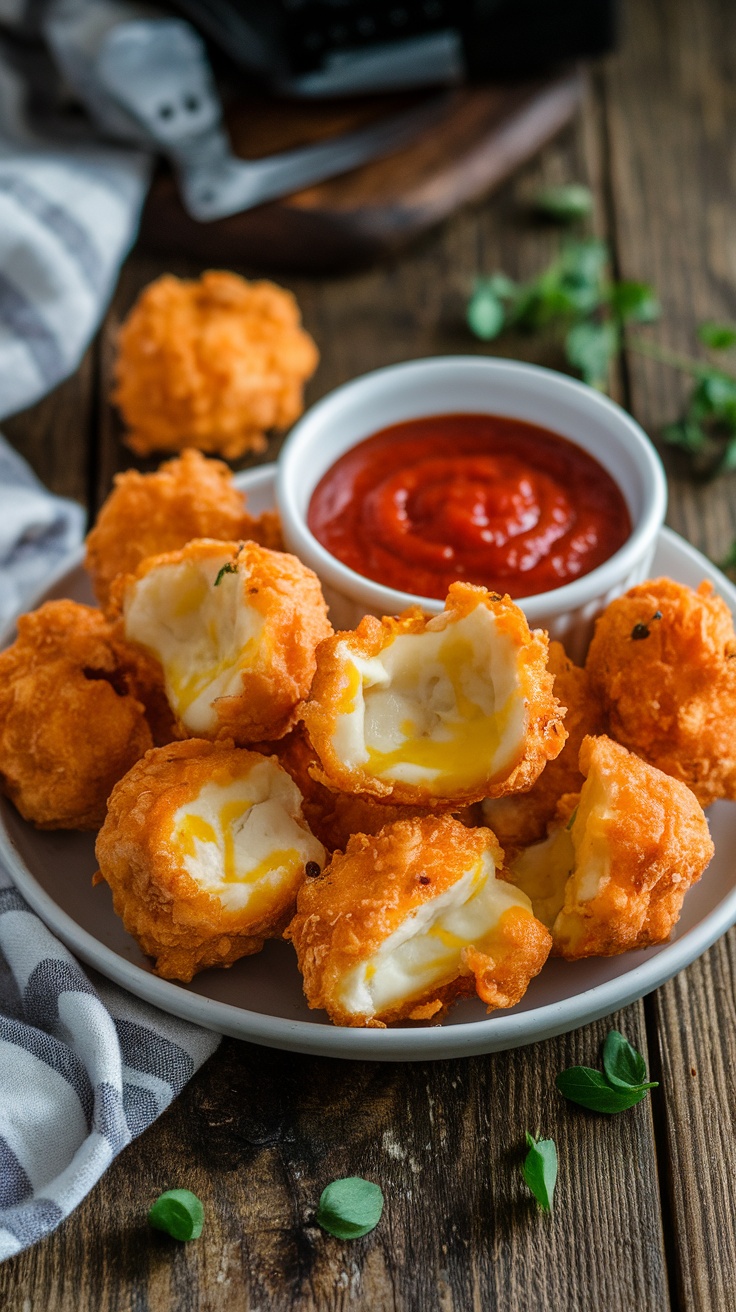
481;641;605;850
95;739;326;981
285;815;551;1027
508;735;714;959
302;583;565;807
114;538;331;744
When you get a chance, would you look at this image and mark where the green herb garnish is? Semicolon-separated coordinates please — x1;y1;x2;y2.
535;183;593;223
603;1030;658;1092
556;1031;658;1113
214;560;238;587
698;321;736;350
565;805;578;831
466;235;659;388
316;1177;384;1239
521;1133;558;1212
148;1189;204;1240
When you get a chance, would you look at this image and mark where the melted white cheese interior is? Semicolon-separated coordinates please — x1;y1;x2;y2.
567;769;612;904
331;606;526;794
509;826;575;929
509;770;612;927
171;758;325;914
124;552;263;733
337;851;533;1018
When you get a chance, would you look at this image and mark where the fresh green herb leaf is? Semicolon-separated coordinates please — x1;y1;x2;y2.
535;184;593;222
608;281;660;325
214;560;238;587
715;435;736;475
466;284;506;341
698;322;736;350
602;1031;657;1091
556;1066;651;1112
485;273;518;300
521;1133;558;1211
565;320;618;388
316;1177;384;1239
662;418;709;454
565;805;578;831
148;1189;204;1241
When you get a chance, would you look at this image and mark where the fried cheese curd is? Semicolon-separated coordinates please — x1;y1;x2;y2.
586;578;736;807
482;641;605;849
268;725;479;852
112;271;319;459
0;601;155;829
86;449;282;610
114;538;332;745
95;739;326;981
508;735;713;959
285;815;551;1027
302;583;565;809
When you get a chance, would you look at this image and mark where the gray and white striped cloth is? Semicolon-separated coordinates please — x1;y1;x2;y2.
0;435;220;1262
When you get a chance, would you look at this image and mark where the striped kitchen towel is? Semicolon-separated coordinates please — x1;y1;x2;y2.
0;869;220;1261
0;433;221;1262
0;3;152;421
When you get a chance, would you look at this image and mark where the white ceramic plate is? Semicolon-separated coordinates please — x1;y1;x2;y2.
1;465;735;1062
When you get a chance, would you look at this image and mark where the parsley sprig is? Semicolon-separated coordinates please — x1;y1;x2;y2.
556;1031;658;1114
467;237;659;389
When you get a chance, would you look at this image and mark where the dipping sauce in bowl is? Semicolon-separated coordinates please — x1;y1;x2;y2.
307;413;631;600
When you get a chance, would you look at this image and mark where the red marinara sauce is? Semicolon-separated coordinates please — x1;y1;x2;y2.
307;414;631;599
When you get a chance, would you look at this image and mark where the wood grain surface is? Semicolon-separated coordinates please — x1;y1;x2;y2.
139;76;583;273
2;0;735;1306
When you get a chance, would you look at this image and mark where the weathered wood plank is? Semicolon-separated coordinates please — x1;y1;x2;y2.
605;0;736;1306
0;1015;667;1312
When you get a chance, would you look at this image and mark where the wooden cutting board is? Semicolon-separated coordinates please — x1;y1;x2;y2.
139;71;582;273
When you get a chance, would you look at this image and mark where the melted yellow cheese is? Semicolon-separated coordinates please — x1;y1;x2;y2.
170;760;325;917
123;554;264;733
330;605;526;795
336;853;534;1018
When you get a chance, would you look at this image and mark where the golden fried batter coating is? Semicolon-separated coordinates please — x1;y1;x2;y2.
268;726;478;852
113;538;331;745
86;449;282;610
586;578;736;807
482;641;604;848
112;272;319;459
302;583;565;808
286;815;551;1027
0;601;154;829
95;739;326;982
508;735;714;959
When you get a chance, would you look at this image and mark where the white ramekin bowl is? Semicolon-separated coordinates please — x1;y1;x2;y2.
276;357;667;660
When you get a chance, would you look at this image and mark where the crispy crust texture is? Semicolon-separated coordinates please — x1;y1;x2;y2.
482;640;605;849
85;449;282;610
0;601;154;829
94;738;322;981
586;578;736;806
112;271;319;459
285;815;551;1027
301;583;565;807
111;538;332;745
552;735;714;958
265;726;479;852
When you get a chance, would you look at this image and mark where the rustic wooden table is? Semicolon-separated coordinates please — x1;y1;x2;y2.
2;0;735;1307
